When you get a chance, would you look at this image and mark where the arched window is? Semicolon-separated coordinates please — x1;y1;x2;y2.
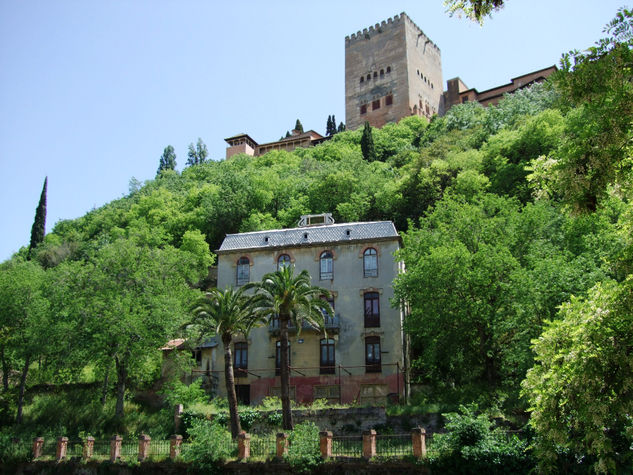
360;76;364;83
236;257;250;285
276;340;290;375
320;251;333;280
234;342;248;374
380;69;384;77
363;248;378;277
277;254;291;270
365;336;381;373
373;71;378;79
320;338;335;374
364;292;380;327
366;74;371;81
386;66;391;74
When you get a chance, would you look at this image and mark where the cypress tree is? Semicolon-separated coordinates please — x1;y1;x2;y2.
157;145;177;176
360;122;376;162
337;122;346;133
27;177;47;260
294;119;304;134
331;115;337;135
326;115;333;136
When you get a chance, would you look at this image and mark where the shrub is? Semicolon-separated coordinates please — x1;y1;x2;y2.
160;379;207;408
286;421;322;473
429;405;534;474
181;419;234;472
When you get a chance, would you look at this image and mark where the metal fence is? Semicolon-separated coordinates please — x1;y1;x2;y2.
376;434;413;457
249;434;277;459
332;435;363;457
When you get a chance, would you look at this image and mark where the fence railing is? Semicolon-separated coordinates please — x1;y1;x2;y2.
17;428;520;464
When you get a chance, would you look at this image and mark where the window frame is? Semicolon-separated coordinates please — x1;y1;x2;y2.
275;340;290;376
320;338;335;374
277;254;291;271
363;248;378;277
236;256;250;286
372;99;380;110
365;336;381;373
320;251;333;280
364;291;380;328
233;342;248;375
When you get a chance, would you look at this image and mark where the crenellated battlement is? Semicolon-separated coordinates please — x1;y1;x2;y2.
345;12;440;52
345;12;404;44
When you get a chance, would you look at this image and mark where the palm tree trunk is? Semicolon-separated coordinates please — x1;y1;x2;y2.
223;334;242;438
280;316;293;430
16;354;30;424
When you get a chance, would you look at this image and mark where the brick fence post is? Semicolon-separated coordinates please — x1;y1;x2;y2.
32;437;44;460
362;429;376;459
110;435;122;462
83;436;95;460
56;436;68;461
319;431;333;459
411;427;427;458
170;435;183;460
276;432;289;457
138;434;151;462
237;431;250;460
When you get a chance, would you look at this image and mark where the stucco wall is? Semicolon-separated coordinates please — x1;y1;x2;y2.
214;236;404;405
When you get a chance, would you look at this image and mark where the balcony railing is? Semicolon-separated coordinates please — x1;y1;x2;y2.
268;314;340;333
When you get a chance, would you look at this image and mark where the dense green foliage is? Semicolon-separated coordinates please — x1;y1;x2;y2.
181;419;234;471
286;421;322;473
428;405;533;473
1;8;632;471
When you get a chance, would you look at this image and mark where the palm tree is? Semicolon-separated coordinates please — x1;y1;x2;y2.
188;286;263;438
250;265;332;430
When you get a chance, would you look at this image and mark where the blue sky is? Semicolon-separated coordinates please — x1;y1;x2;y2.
0;0;626;260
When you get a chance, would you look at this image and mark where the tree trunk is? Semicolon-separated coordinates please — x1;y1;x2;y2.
100;365;110;406
280;315;293;430
1;345;9;391
16;354;30;424
114;356;127;420
223;334;242;438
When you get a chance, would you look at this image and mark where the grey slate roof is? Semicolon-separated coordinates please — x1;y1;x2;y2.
218;221;399;253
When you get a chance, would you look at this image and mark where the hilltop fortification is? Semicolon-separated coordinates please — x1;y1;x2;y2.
345;12;444;130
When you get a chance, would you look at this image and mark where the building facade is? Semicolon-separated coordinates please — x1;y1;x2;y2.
224;129;327;160
442;65;557;112
344;12;444;131
202;214;405;406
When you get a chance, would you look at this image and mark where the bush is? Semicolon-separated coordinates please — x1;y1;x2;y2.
286;421;322;473
181;419;234;472
428;405;534;474
160;379;207;408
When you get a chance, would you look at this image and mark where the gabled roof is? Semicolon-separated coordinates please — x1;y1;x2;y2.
217;221;399;253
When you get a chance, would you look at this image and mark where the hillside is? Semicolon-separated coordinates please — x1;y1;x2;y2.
1;9;632;471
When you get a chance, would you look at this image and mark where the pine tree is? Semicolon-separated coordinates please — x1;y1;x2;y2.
27;177;47;260
285;131;291;138
294;119;304;134
360;122;376;162
157;145;177;176
186;138;209;166
337;122;346;133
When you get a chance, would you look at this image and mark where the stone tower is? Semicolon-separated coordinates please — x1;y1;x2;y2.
345;12;443;131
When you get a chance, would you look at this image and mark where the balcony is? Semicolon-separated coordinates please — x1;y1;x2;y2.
268;314;340;334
